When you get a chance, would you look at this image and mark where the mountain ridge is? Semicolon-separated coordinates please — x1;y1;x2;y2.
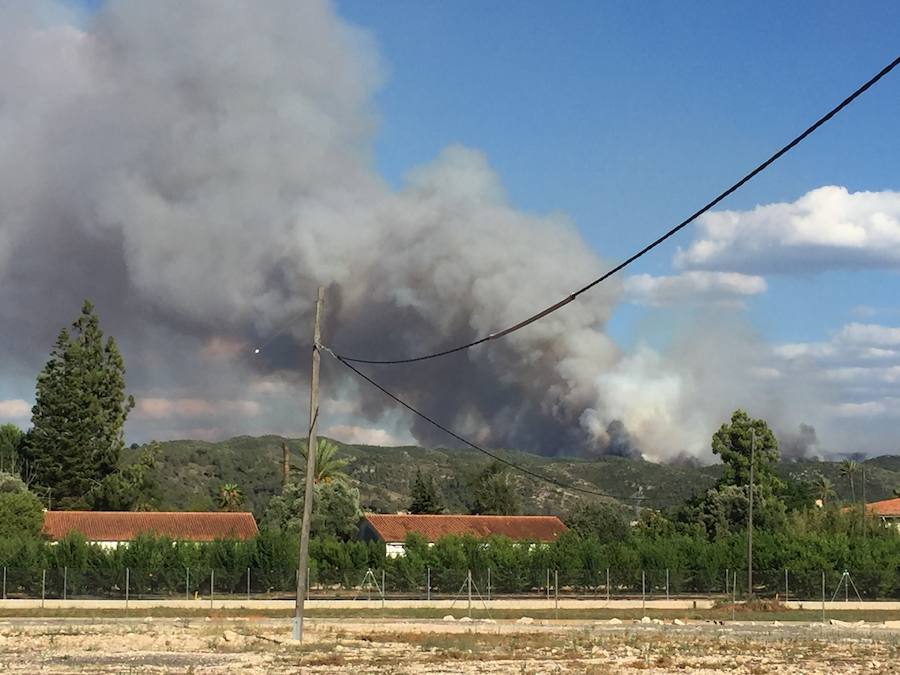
124;435;900;519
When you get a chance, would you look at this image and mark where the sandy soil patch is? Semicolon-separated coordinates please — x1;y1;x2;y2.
0;617;898;673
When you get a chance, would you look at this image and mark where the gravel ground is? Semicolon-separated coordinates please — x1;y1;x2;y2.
0;616;898;673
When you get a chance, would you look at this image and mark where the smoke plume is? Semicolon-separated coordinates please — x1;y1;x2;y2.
778;423;821;460
0;1;822;460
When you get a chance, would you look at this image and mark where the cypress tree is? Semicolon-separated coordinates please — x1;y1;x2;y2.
409;467;444;514
23;301;135;508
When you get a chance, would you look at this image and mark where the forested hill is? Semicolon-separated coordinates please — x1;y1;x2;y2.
124;436;900;519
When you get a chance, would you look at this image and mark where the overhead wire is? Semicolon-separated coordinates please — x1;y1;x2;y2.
334;55;900;366
324;346;646;503
256;58;899;502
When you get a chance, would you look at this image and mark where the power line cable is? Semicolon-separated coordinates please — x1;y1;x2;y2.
335;55;900;365
324;345;645;503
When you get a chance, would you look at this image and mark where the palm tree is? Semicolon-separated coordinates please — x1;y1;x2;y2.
218;483;244;511
294;439;348;484
813;474;835;506
839;460;859;502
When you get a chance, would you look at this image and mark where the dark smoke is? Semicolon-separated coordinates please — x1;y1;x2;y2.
778;423;820;461
603;420;641;459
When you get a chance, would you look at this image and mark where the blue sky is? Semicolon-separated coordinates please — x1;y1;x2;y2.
338;0;900;345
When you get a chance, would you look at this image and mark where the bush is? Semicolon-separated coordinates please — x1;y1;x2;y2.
0;490;44;539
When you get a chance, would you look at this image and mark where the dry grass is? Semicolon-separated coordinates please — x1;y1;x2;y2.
2;604;899;623
2;616;900;673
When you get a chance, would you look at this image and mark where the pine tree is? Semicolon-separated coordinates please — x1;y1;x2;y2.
409;467;444;514
22;301;135;508
469;462;521;515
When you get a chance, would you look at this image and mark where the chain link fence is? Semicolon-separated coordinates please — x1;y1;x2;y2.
2;566;897;603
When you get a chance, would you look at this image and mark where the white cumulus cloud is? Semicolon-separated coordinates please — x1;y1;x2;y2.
0;399;30;419
836;323;900;348
623;271;766;307
675;186;900;273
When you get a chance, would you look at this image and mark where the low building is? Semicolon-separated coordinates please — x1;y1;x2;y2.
41;511;258;548
359;513;567;557
864;498;900;529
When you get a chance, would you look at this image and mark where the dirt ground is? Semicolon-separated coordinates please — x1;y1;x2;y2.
0;616;898;673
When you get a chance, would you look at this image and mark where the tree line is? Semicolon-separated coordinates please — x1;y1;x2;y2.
0;506;897;599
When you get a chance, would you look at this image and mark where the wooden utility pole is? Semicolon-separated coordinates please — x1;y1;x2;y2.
747;429;755;600
294;286;324;641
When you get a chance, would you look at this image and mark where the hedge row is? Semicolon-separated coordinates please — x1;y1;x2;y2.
1;527;898;598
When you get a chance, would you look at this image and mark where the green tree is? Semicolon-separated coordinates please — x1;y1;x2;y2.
0;471;29;495
315;480;363;540
469;462;521;516
22;301;135;507
0;490;44;539
218;483;245;511
263;479;362;540
409;467;444;514
839;459;860;502
682;410;786;538
295;439;349;484
781;477;816;512
564;499;631;544
0;423;24;474
695;484;750;540
88;442;161;511
712;410;781;493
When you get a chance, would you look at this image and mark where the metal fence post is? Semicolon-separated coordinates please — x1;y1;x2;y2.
725;568;729;597
210;569;214;610
41;569;46;609
821;571;825;622
546;569;550;600
247;567;251;602
381;569;386;609
784;569;789;604
426;567;431;602
731;571;736;622
186;568;190;602
554;570;559;617
606;568;610;603
467;569;472;618
487;567;491;602
125;567;130;612
666;568;670;601
3;566;6;600
63;566;67;602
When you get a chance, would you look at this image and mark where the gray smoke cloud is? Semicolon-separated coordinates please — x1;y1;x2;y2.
778;423;820;460
0;1;823;460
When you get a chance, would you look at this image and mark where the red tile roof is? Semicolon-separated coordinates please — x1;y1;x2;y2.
364;513;567;543
42;511;258;542
865;498;900;517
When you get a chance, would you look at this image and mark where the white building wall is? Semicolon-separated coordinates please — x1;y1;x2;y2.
385;543;406;558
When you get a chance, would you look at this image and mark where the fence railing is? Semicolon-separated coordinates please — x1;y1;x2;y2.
1;567;897;602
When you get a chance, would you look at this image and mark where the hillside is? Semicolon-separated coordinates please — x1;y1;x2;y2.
125;436;900;519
